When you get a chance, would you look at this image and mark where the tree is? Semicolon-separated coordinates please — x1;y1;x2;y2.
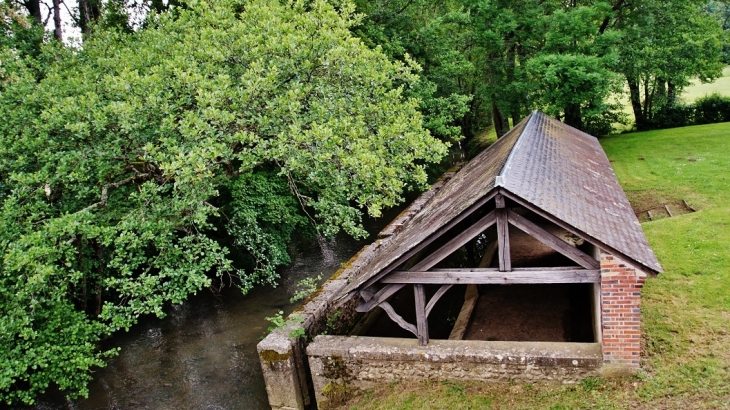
0;0;447;404
353;0;474;143
614;0;724;129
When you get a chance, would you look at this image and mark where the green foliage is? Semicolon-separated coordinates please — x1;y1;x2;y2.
265;310;286;333
353;1;474;141
290;274;322;304
616;0;725;130
0;4;45;59
358;0;725;136
0;0;446;404
636;93;730;129
693;93;730;124
264;310;305;339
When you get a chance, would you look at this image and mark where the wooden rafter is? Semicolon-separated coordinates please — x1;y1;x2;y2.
507;210;599;269
360;191;499;290
408;210;497;272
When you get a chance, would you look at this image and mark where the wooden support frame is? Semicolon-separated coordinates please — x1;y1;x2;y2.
495;194;511;271
414;284;428;345
408;210;497;272
425;284;453;317
360;191;499;290
381;267;599;284
379;301;417;336
506;210;599;269
357;284;405;312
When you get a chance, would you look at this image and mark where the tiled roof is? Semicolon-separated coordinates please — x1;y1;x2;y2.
337;112;661;298
500;112;662;273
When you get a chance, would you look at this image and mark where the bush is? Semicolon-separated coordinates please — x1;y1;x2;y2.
694;93;730;125
652;103;695;129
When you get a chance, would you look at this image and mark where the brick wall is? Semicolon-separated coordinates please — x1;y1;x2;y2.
600;251;647;371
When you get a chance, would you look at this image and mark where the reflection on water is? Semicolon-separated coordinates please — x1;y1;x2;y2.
30;228;379;410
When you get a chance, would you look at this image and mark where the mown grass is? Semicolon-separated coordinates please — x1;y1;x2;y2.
341;122;730;409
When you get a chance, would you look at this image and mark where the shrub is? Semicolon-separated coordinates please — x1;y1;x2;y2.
652;103;695;129
694;93;730;125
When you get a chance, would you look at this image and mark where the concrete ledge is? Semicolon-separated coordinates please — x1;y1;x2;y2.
308;336;602;367
307;336;602;408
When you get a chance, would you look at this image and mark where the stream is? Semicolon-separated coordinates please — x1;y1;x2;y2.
30;216;392;410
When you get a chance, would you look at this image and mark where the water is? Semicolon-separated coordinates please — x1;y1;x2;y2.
30;229;378;410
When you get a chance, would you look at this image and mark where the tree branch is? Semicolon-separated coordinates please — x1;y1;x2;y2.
79;173;151;213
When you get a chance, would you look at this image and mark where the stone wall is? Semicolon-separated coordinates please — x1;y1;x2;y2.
257;171;459;410
307;336;603;409
600;251;647;372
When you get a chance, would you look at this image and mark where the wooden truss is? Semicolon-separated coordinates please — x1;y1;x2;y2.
356;192;600;345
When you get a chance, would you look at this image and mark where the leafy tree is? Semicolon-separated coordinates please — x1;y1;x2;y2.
0;0;447;404
615;0;725;130
353;0;473;142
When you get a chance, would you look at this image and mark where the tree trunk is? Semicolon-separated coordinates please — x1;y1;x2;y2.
79;0;101;35
52;0;63;41
22;0;42;24
492;103;510;138
627;77;647;130
563;102;583;130
667;80;677;106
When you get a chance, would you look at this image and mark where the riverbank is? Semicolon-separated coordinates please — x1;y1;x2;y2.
341;122;730;409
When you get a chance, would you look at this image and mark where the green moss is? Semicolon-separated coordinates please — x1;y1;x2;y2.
320;355;357;409
259;349;291;366
321;381;353;409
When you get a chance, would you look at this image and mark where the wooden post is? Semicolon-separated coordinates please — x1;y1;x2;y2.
414;284;429;345
496;195;511;271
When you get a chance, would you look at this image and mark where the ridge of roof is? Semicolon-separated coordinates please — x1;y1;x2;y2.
495;110;538;188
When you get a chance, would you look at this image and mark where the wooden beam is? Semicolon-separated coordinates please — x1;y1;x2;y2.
497;209;511;271
361;191;498;290
409;210;497;272
356;284;405;312
507;210;599;269
682;199;696;212
498;189;658;275
380;268;600;284
495;194;505;208
414;284;429;345
379;301;417;337
431;266;586;272
425;284;453;318
448;285;479;340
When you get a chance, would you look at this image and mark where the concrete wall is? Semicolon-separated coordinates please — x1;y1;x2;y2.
257;171;459;410
600;251;647;372
307;336;603;409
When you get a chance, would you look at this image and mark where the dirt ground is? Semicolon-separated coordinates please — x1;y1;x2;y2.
464;283;594;342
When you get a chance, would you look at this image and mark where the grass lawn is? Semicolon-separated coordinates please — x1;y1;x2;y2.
340;122;730;409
